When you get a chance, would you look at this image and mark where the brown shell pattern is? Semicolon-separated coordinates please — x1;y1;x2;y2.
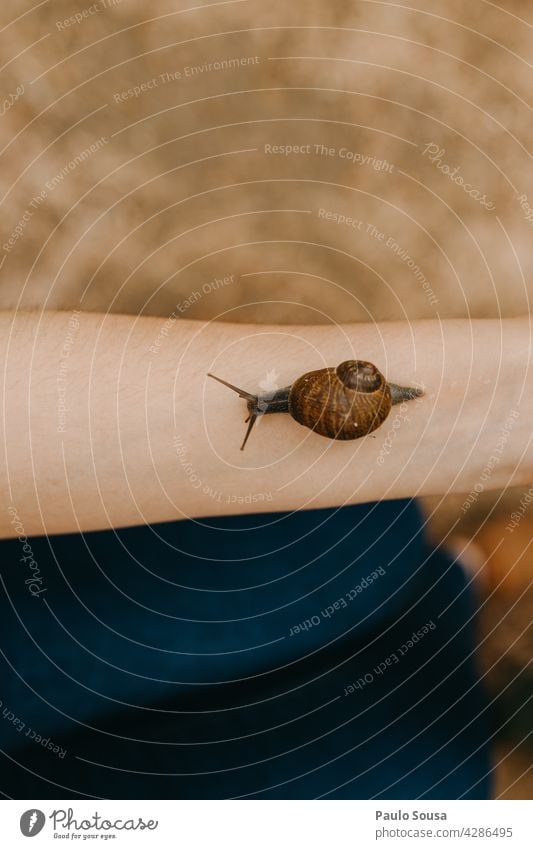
288;364;392;440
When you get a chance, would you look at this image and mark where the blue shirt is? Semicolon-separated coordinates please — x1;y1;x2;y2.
0;499;490;798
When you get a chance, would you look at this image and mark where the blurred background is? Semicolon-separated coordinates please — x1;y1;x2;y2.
0;0;531;796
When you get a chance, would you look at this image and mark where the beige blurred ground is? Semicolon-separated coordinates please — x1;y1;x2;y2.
0;0;532;796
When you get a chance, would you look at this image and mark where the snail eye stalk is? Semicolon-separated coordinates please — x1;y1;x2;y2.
240;413;258;451
206;373;256;402
207;373;259;450
207;372;291;450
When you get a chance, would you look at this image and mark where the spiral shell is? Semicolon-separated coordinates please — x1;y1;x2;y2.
287;359;392;440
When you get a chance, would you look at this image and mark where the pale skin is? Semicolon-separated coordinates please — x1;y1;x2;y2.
0;310;532;538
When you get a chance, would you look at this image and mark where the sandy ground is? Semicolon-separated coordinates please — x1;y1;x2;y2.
0;0;532;795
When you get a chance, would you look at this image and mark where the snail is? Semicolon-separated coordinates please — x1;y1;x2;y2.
208;359;423;450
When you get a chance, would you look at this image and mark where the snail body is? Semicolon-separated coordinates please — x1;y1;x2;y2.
208;359;422;450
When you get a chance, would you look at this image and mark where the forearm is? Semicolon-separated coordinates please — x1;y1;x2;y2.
1;311;531;537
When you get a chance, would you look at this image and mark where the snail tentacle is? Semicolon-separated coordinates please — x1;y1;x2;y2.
206;373;256;402
207;373;291;449
240;413;258;451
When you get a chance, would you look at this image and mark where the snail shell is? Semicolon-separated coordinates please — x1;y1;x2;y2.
288;360;392;440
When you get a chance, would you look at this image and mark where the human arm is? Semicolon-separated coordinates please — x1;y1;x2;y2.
0;310;531;538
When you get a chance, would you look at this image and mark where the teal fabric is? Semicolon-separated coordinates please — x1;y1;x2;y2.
0;500;491;798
